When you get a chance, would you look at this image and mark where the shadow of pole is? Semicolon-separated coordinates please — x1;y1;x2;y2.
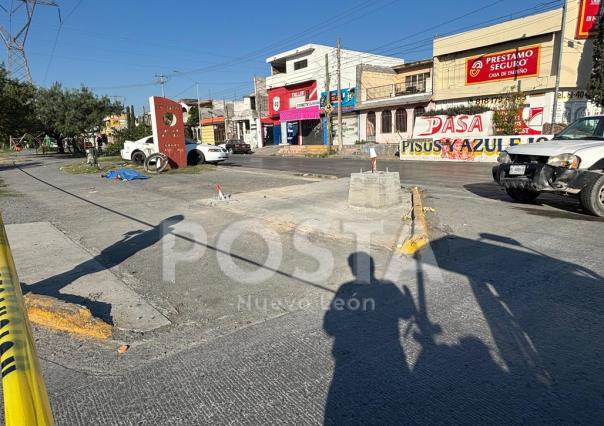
17;165;336;296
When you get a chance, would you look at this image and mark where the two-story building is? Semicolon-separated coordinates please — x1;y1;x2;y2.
232;95;260;147
432;0;601;131
263;44;403;146
356;59;434;144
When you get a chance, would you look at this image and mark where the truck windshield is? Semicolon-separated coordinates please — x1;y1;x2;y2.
553;117;604;140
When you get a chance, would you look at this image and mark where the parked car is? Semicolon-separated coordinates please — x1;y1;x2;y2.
120;136;229;165
493;115;604;217
222;139;252;154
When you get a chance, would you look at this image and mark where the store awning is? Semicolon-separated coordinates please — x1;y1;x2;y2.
280;105;320;122
201;116;224;125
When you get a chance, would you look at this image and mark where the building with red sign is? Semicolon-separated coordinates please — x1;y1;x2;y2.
432;0;602;130
355;59;434;144
262;44;403;146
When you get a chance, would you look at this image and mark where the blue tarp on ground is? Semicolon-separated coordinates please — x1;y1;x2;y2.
104;168;149;181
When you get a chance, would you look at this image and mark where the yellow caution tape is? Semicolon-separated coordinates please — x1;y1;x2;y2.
0;214;54;426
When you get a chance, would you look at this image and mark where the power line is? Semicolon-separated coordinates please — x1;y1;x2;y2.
166;0;405;80
287;1;563;84
0;0;60;83
43;0;84;84
281;1;564;90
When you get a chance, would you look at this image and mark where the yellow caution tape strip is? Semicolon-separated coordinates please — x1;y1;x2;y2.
400;187;430;256
0;214;54;426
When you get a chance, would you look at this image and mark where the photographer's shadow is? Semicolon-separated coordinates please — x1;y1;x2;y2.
323;251;513;425
323;252;415;424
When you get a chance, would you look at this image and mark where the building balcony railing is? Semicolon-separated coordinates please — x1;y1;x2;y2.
365;81;430;101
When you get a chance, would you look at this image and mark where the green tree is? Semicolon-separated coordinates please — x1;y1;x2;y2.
130;105;136;128
35;83;122;152
186;106;200;127
0;66;38;148
126;105;132;129
588;14;604;108
493;87;526;135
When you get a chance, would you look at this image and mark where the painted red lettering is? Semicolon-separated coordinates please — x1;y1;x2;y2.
442;116;455;133
468;116;483;132
456;115;469;133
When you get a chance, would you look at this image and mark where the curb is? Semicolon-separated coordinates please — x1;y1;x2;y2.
24;294;112;340
293;172;338;180
400;187;430;255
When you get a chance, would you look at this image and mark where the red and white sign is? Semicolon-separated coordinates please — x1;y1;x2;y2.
149;96;187;168
267;81;317;117
465;46;541;85
412;112;493;139
518;107;544;135
577;0;602;39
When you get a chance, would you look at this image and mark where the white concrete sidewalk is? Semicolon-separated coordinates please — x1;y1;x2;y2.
199;178;412;250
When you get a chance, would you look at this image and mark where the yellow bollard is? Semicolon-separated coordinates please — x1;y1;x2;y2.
0;214;54;425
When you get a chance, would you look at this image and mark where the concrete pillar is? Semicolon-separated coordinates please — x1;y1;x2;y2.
280;121;288;145
407;107;414;135
256;118;263;148
348;172;402;209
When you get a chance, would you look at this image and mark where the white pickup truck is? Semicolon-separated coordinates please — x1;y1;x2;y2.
120;136;229;166
493;115;604;217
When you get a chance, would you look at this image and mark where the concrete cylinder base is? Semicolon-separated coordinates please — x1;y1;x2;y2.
348;171;402;209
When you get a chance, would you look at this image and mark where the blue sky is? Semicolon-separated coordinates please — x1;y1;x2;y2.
1;0;562;112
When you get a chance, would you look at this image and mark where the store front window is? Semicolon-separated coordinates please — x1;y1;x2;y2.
395;109;407;132
381;110;392;133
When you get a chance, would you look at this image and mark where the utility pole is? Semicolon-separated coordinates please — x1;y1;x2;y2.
324;53;333;146
336;38;343;150
225;100;231;141
196;83;203;143
551;0;568;126
155;74;167;98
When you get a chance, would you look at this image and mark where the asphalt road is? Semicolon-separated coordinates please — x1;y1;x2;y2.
225;154;495;188
0;153;602;425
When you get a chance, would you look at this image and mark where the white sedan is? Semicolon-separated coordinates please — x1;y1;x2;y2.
120;136;229;165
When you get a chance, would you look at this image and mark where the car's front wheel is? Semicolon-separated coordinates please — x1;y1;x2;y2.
187;150;202;166
505;188;540;203
131;151;146;166
579;174;604;217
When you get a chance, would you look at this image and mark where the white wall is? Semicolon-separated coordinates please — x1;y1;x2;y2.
359;107;418;144
266;45;404;94
434;91;602;126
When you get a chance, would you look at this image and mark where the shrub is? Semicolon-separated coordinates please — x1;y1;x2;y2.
422;105;491;117
104;141;123;156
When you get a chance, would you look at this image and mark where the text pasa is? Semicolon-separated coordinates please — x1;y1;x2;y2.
417;115;484;137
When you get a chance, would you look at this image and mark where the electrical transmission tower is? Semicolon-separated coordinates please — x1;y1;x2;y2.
0;0;60;83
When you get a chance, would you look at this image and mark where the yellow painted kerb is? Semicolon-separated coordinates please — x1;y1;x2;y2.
24;294;112;340
401;187;430;256
0;213;55;425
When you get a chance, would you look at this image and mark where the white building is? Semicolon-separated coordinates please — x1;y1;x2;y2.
263;44;404;146
232;95;260;148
